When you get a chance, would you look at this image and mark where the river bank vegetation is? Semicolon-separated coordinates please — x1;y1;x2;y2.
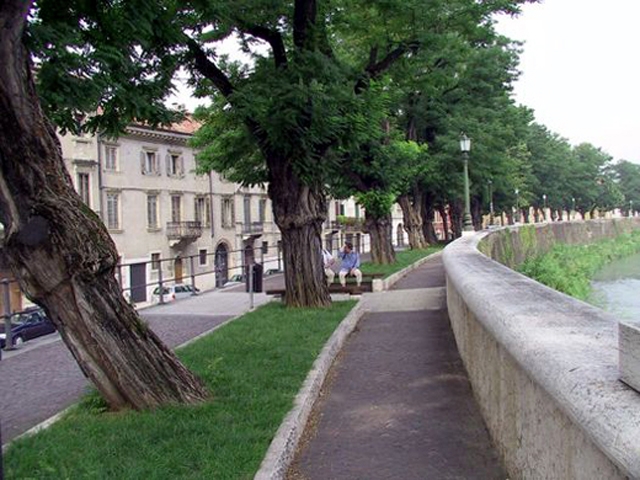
518;231;640;300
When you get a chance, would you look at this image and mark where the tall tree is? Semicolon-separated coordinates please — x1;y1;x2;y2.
611;160;640;214
188;0;535;300
0;0;208;410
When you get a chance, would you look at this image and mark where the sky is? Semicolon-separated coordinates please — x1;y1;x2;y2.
495;0;640;163
170;1;640;164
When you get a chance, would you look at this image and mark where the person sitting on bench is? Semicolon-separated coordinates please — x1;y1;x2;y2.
322;247;336;286
338;242;362;288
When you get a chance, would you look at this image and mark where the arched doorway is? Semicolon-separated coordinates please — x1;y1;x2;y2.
215;244;229;287
396;224;404;247
174;257;183;283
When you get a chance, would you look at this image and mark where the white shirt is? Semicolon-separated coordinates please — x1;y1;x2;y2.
322;249;334;267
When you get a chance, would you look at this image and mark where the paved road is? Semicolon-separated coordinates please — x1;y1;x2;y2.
0;289;271;444
289;255;506;479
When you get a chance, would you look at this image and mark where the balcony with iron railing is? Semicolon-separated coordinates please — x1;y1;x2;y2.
166;221;203;241
327;217;364;233
241;221;264;235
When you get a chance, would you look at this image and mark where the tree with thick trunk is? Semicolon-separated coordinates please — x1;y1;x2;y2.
0;0;208;410
363;211;396;264
267;157;331;307
421;200;440;245
398;191;427;249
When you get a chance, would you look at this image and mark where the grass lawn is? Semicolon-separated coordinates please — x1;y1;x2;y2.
4;301;356;480
360;245;443;278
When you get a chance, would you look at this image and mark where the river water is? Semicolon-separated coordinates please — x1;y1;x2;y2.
591;252;640;321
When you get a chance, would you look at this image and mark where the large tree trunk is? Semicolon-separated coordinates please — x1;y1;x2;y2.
437;206;450;242
0;0;208;410
398;191;427;249
363;211;396;264
449;203;462;239
420;197;439;244
268;157;331;308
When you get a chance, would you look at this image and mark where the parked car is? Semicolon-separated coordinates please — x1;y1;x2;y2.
223;274;245;287
151;283;200;303
264;268;283;276
0;307;56;348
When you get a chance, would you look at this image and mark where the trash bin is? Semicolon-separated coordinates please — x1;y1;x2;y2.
245;263;263;293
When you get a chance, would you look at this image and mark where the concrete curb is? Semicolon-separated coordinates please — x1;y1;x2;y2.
254;301;367;480
3;405;75;453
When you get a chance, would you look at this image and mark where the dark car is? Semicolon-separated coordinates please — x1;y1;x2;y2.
0;307;56;348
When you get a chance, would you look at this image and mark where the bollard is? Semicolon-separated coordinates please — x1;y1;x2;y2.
158;265;165;305
277;243;282;272
249;262;254;310
2;280;14;351
189;256;197;295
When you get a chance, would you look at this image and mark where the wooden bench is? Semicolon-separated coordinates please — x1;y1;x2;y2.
265;273;385;297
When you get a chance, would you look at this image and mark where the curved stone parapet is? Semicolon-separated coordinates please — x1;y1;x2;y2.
443;219;640;479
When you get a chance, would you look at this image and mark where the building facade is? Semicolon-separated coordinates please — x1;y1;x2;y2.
60;121;282;303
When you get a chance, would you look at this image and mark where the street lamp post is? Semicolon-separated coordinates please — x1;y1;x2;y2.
630;200;634;218
488;179;494;225
460;133;473;232
572;197;576;220
514;188;520;224
542;194;547;220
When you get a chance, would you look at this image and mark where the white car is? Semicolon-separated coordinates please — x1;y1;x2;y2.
152;284;200;303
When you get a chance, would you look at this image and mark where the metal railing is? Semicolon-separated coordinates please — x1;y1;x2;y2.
166;221;203;240
241;222;264;234
328;219;364;232
116;243;287;307
1;234;375;348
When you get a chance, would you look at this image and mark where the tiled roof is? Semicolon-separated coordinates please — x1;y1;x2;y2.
169;116;201;134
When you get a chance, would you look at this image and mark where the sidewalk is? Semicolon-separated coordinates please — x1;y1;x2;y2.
287;255;506;479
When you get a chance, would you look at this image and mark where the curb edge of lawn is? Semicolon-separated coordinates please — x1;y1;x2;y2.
254;250;442;479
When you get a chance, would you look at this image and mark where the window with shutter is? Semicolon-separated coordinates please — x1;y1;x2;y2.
147;195;159;229
106;192;120;230
140;151;146;174
171;196;181;222
152;152;160;175
105;146;118;171
77;173;90;206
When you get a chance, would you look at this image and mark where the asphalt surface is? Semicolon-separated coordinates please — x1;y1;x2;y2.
288;255;506;479
0;289;271;444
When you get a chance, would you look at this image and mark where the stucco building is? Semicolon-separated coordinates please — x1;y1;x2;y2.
60;120;282;303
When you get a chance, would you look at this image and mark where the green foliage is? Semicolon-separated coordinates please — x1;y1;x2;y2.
29;0;185;135
191;97;267;186
335;215;361;226
4;301;356;479
610;160;640;213
518;231;640;300
355;191;396;218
